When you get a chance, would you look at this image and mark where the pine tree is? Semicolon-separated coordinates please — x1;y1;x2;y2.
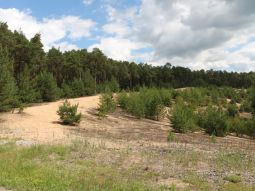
83;70;95;95
0;46;19;111
18;64;37;103
36;72;59;102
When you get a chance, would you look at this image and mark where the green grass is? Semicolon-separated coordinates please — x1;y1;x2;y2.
224;175;242;183
220;183;255;191
0;141;157;191
216;151;254;171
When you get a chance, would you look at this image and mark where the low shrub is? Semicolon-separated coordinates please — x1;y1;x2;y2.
118;88;172;120
246;118;255;138
227;117;246;137
159;88;173;107
227;103;239;117
117;91;129;109
57;100;81;125
171;103;198;133
239;100;252;112
98;92;116;118
140;88;164;120
126;93;145;119
199;106;228;137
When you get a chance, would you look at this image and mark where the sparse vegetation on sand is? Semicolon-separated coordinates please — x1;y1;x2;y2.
0;139;254;191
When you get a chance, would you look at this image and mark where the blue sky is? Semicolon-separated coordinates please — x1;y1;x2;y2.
0;0;255;72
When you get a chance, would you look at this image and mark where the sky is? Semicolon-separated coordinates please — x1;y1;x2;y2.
0;0;255;72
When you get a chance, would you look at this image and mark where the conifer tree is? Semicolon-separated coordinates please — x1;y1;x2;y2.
18;64;37;103
36;72;59;102
0;46;19;111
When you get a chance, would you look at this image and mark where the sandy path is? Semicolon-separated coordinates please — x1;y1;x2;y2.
0;95;100;143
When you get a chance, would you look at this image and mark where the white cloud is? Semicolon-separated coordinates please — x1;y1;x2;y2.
48;42;79;52
0;8;96;51
88;37;148;61
83;0;94;5
102;22;131;37
94;0;255;72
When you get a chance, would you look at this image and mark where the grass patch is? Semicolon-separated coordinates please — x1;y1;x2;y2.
216;152;254;171
224;175;242;183
0;141;158;191
220;183;255;191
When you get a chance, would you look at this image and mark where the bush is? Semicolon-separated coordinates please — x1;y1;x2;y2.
117;91;129;109
250;86;255;114
118;88;171;120
171;103;198;133
98;92;116;118
126;93;145;119
239;100;252;112
159;88;173;107
140;88;164;120
227;103;239;117
57;100;81;125
246;118;255;138
199;106;228;137
227;117;246;137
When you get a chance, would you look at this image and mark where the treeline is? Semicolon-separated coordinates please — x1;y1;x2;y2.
1;22;255;111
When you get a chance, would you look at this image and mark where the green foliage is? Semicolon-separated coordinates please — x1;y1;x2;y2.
126;93;145;119
140;88;164;120
171;103;198;133
18;65;37;103
57;100;81;125
227;117;246;137
251;86;255;115
70;79;85;97
117;88;172;120
61;82;73;98
0;46;19;111
0;142;156;191
239;100;252;112
224;175;242;183
98;92;116;118
220;183;255;191
104;78;120;92
159;88;173;107
178;88;208;107
37;72;59;102
199;106;228;137
227;103;239;117
83;70;95;95
246;118;255;138
117;91;129;109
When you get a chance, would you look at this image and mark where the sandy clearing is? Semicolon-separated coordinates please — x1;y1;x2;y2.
0;95;100;143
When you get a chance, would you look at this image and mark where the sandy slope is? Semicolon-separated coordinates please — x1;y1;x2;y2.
0;95;100;143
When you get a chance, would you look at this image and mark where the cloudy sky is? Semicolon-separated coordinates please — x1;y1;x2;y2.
0;0;255;72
